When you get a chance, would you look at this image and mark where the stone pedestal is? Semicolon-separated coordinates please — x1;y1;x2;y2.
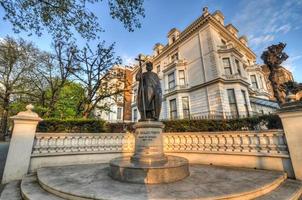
2;105;42;184
278;101;302;181
131;121;167;164
109;121;189;184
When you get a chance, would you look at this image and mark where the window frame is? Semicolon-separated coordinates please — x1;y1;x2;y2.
182;96;190;119
223;58;232;75
169;99;177;119
227;89;239;118
250;75;259;89
241;90;249;117
235;59;241;76
117;107;123;120
168;72;175;89
179;70;186;86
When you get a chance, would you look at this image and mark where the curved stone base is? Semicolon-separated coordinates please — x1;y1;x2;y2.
35;164;290;200
109;155;189;184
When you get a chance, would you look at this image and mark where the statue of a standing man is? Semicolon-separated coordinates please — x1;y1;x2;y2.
136;62;162;121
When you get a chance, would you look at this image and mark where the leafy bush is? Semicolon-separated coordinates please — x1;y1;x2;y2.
105;122;135;133
162;114;283;132
37;118;106;133
37;115;283;133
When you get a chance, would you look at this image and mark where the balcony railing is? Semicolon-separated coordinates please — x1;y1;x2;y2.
222;73;247;81
163;59;187;73
165;84;188;94
250;87;269;95
170;110;263;121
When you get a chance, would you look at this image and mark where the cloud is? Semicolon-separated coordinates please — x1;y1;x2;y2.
249;34;275;46
232;0;302;50
283;55;302;73
121;55;136;66
275;24;291;34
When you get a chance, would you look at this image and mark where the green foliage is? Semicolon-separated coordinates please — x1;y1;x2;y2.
1;0;145;40
37;115;283;133
50;82;85;118
162;115;283;132
37;118;106;133
105;122;135;133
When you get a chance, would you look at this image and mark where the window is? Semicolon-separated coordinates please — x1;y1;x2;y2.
241;90;249;117
235;59;241;75
250;75;258;89
117;107;122;120
168;72;175;89
171;52;178;61
170;99;177;119
259;76;264;89
133;109;138;122
223;58;232;75
182;97;190;119
172;36;176;43
157;65;160;73
179;70;185;86
227;89;239;118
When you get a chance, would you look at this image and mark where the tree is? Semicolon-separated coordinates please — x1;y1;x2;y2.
71;41;125;118
0;0;145;40
50;81;85;118
28;40;77;117
261;43;289;105
0;37;37;139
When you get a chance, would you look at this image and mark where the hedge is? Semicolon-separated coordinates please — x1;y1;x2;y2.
37;114;283;133
37;118;106;133
162;114;283;132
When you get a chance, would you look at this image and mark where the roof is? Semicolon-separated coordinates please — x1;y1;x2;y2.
249;97;280;109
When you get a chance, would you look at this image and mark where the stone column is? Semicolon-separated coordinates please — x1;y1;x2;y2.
277;101;302;181
2;105;42;184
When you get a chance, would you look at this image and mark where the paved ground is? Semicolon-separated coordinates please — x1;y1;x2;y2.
36;163;286;200
0;142;9;193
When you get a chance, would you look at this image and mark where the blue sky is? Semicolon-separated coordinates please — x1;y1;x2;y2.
0;0;301;81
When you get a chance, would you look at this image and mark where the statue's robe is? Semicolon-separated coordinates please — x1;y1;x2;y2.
136;71;162;120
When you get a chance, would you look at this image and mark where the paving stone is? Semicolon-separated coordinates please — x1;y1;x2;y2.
0;181;21;200
255;179;302;200
37;163;286;200
21;174;63;200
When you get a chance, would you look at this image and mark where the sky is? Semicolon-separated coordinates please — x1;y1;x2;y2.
0;0;301;82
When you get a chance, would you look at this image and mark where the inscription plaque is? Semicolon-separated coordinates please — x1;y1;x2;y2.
131;121;167;164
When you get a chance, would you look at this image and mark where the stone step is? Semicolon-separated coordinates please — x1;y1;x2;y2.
21;175;64;200
255;179;302;200
0;181;21;200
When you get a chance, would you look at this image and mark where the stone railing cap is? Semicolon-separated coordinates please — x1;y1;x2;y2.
10;104;42;121
278;101;302;113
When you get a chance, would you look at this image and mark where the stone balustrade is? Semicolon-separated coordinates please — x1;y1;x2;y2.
32;130;288;158
163;130;288;157
32;133;135;156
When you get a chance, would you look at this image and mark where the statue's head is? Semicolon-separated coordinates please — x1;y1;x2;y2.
146;62;153;71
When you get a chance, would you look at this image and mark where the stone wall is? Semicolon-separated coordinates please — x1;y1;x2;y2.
29;130;294;177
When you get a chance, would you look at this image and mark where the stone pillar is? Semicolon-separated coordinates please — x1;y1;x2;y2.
277;101;302;181
2;105;42;184
131;121;167;164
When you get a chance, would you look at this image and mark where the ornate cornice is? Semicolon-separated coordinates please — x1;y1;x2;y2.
152;13;256;63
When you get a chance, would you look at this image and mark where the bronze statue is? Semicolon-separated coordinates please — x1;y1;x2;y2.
136;61;162;121
261;43;289;105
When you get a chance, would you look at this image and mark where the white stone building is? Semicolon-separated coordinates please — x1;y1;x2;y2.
131;8;279;121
